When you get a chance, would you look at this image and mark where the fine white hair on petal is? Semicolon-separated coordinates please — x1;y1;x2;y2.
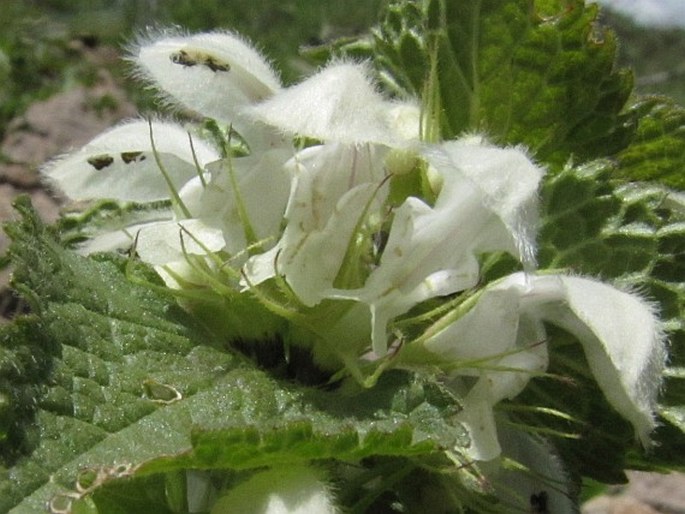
329;136;545;356
423;270;666;460
129;28;281;123
530;274;667;446
246;61;409;145
41;119;220;202
493;271;667;446
422;137;545;269
135;218;226;265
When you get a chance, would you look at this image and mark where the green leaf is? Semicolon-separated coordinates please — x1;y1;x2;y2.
539;161;685;284
372;0;635;162
11;365;466;512
55;198;173;249
616;97;685;189
0;198;467;513
0;198;237;513
510;325;637;483
537;163;685;473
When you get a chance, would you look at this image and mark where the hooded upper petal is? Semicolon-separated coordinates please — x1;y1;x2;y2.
425;271;666;459
247;62;418;145
422;136;543;268
519;273;667;445
42;120;220;202
132;30;281;124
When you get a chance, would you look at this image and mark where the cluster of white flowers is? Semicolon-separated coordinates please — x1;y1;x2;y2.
43;30;666;513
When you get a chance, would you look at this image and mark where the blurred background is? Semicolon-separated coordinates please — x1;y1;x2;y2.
0;0;384;134
596;0;685;103
597;0;685;28
0;0;683;139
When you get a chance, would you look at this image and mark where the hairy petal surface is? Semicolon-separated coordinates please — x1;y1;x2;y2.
422;137;543;267
516;273;667;446
42;120;219;202
248;62;415;145
132;30;281;124
425;271;666;460
334;138;545;356
244;143;389;305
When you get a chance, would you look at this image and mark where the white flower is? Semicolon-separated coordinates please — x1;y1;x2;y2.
424;272;666;461
42;120;220;202
132;30;281;124
242;61;420;305
246;62;417;146
211;466;338;514
243;62;545;361
330;137;545;356
35;26;673;512
135;219;226;265
180;148;293;255
136;149;293;289
243;142;390;305
43;30;293;263
41;32;668;460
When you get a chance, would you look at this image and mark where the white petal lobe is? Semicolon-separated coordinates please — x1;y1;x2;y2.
42;120;219;202
211;466;338;514
332;138;545;355
248;62;408;144
244;143;389;305
133;31;280;123
533;275;667;445
136;219;226;265
423;137;544;267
